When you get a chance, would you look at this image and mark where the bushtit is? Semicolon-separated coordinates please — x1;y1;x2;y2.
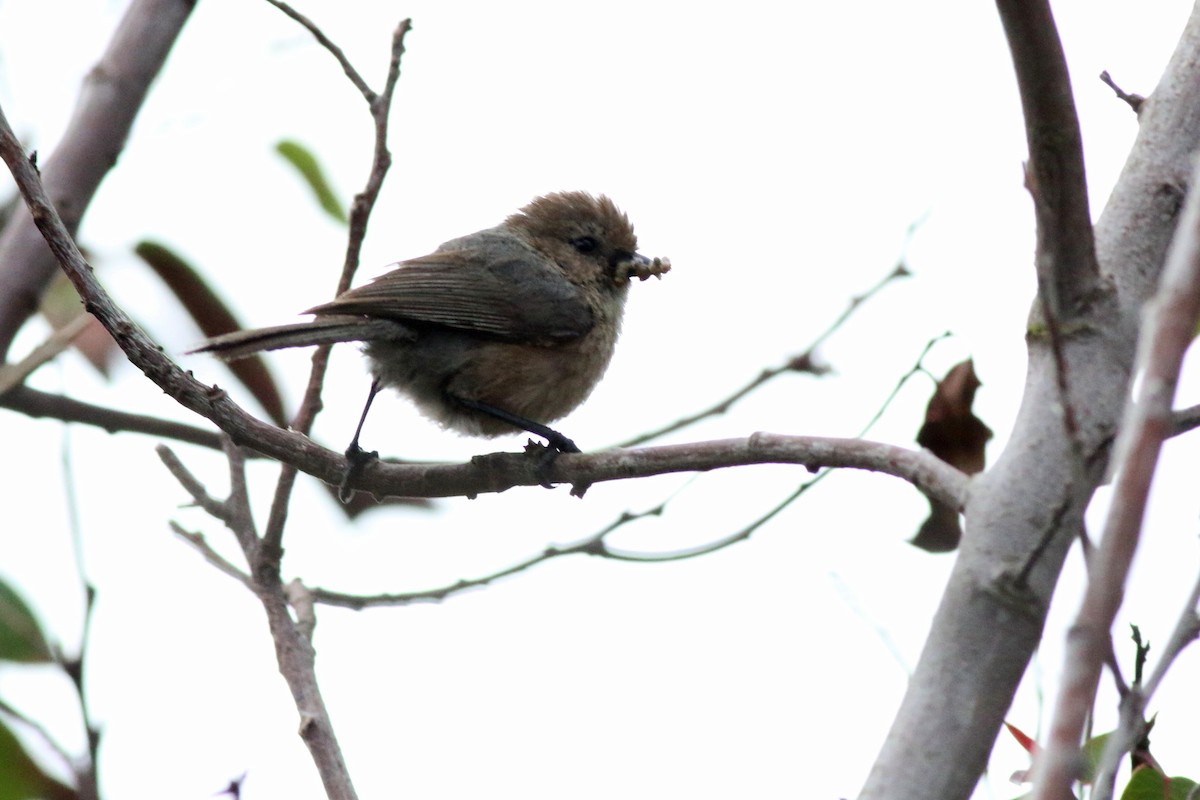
194;191;670;461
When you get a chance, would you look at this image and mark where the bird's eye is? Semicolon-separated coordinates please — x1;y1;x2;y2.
571;236;599;254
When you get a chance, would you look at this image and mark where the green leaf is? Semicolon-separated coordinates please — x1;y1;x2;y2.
0;581;52;664
1080;730;1112;783
275;139;348;224
1119;766;1199;800
0;717;76;800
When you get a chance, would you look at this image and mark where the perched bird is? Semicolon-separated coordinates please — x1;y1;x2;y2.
194;191;670;463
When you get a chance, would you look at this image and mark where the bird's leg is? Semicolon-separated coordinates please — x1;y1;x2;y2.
452;396;579;489
452;396;580;453
339;378;382;502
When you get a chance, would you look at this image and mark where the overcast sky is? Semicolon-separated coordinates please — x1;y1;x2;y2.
1;1;1198;798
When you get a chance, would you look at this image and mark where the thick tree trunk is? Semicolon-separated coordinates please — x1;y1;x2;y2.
859;6;1200;800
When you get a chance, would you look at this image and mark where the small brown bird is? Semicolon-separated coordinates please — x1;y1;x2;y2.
194;191;669;460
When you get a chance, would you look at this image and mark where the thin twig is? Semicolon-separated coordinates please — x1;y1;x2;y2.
170;523;254;590
582;331;951;564
1142;581;1200;700
223;438;259;553
263;15;411;553
156;444;236;524
1168;403;1200;436
312;502;672;608
317;327;960;601
262;0;374;101
0;385;233;450
1099;70;1145;114
58;424;100;800
60;584;99;800
605;480;810;562
619;258;912;448
0;313;93;394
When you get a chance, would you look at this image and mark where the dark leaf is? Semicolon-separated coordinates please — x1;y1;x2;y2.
911;503;963;554
135;241;288;427
911;359;993;552
917;359;993;473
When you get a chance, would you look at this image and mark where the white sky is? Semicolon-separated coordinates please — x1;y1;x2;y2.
1;1;1198;798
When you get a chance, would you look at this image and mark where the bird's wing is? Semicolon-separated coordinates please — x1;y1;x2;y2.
307;234;593;342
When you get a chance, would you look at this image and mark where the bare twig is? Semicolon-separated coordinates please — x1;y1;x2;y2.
318;330;961;605
1099;70;1145;114
619;257;907;450
158;12;412;800
0;313;92;394
262;14;411;555
602;331;953;563
58;426;100;800
157;444;237;524
223;438;260;553
159;439;354;800
856;331;951;435
170;523;254;590
619;258;912;448
0;385;233;450
262;1;374;100
1142;575;1200;700
58;583;99;800
311;501;674;608
1169;403;1200;436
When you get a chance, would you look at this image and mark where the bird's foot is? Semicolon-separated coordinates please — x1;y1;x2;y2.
339;441;379;503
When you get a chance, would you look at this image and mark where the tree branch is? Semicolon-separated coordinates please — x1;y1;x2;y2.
860;4;1200;799
0;104;966;509
0;384;229;449
160;438;355;799
260;13;410;555
1031;141;1200;800
352;434;969;507
0;0;195;359
996;0;1100;316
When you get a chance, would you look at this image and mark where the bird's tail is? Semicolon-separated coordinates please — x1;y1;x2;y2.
190;315;412;361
